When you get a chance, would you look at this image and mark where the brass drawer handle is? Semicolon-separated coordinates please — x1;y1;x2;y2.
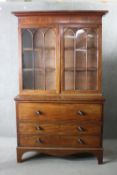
36;138;43;144
77;126;85;132
35;111;41;116
78;138;85;144
35;125;42;131
77;111;85;116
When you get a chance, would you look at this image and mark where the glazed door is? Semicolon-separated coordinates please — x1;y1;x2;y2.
21;27;59;94
61;25;101;94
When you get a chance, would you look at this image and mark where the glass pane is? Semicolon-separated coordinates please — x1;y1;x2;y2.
87;28;98;90
87;49;97;68
76;29;86;49
75;72;86;90
87;28;97;70
44;29;56;90
33;29;45;90
65;50;74;68
22;29;34;90
87;29;97;48
46;71;56;90
76;51;86;69
45;49;55;68
75;29;87;71
64;29;74;90
23;51;33;69
45;29;56;47
35;71;45;90
87;71;97;90
34;30;44;70
64;72;74;90
64;29;74;48
75;29;87;90
23;70;34;89
22;28;56;91
34;30;43;48
63;27;98;91
22;29;33;48
34;49;44;68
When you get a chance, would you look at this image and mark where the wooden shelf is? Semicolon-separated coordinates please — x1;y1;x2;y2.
75;48;87;52
65;67;97;72
23;47;55;51
64;47;97;51
23;67;56;72
23;48;32;51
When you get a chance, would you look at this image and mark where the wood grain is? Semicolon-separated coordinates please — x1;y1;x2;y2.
19;135;100;148
18;103;102;122
19;122;101;135
13;10;107;164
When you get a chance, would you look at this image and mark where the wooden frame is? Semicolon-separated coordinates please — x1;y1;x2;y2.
13;10;107;95
13;11;107;164
19;24;60;95
60;23;102;94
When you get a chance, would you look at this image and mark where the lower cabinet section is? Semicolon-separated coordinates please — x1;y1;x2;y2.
15;100;104;164
19;135;101;148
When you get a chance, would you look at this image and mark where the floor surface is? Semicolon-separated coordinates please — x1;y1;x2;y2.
0;138;117;175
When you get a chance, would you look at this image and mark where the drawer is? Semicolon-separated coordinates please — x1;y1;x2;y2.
19;122;59;135
19;135;100;148
18;103;102;122
19;122;101;135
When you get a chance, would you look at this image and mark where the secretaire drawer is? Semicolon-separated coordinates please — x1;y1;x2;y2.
17;103;102;122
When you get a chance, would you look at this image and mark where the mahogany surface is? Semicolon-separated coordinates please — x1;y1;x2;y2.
13;10;107;164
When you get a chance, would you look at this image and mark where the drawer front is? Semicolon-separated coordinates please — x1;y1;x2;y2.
18;103;102;122
19;122;101;135
19;135;100;148
19;122;59;135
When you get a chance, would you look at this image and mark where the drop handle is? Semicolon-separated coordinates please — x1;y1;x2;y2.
36;138;43;144
78;138;85;144
35;125;42;131
35;111;41;116
77;111;85;116
77;126;85;132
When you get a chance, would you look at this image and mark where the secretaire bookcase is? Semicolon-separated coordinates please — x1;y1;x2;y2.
13;10;107;164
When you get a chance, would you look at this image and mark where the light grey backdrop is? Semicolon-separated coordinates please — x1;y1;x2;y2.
0;1;116;138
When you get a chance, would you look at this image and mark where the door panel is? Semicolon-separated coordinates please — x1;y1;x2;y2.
21;27;57;93
61;26;99;93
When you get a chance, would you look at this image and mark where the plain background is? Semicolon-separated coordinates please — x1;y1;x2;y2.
0;0;117;138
